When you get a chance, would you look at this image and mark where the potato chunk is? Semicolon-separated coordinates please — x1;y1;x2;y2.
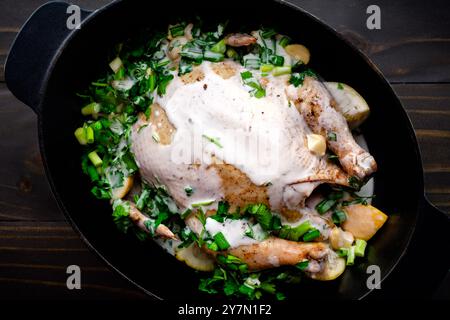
175;243;215;272
342;204;388;241
324;82;370;129
284;44;310;64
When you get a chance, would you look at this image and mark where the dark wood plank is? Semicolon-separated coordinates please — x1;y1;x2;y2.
0;221;148;300
1;0;450;82
0;86;62;221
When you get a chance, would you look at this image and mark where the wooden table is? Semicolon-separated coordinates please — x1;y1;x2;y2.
0;0;448;300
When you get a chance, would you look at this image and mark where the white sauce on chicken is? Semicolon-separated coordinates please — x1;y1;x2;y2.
205;218;266;248
132;61;328;212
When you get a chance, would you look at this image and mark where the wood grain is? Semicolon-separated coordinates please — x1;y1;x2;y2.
0;221;148;300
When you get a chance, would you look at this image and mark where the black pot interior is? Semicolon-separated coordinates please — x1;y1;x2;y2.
40;0;422;300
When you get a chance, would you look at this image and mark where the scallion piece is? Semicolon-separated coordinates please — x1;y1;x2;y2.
184;185;194;197
85;126;94;144
337;247;349;257
180;44;203;61
316;198;336;214
269;55;284;67
272;66;291;76
204;50;225;62
346;246;355;265
260;64;274;73
202;134;223;148
302;228;320;242
278;220;312;241
191;199;215;208
90;121;102;131
261;28;277;39
81;102;101;116
291;220;312;240
296;260;309;271
86;165;99;182
332;210;347;225
180;208;192;219
354;239;367;257
214;232;230;250
88;151;103;168
243;54;261;70
327;132;337;141
210;39;227;54
278;36;291;47
226;48;238;59
207;241;219;251
74;127;87;145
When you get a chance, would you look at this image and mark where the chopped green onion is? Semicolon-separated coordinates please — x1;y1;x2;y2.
207;241;219;251
327;132;337;141
332;210;347;225
346;246;355;265
114;67;125;80
303;228;320;242
169;24;185;38
240;71;266;98
278;220;312;241
81;102;101;116
213;232;231;250
179;58;193;75
243;54;261;70
85;126;94;144
316;199;336;214
296;260;309;271
192;199;215;208
90;121;102;131
260;64;274;73
246;204;275;231
354;239;367;257
271;216;282;230
184;185;194;197
272;66;291;76
204;50;225;62
180;208;192;219
202;134;223;148
74;127;87;145
269;55;284;66
261;28;277;39
86;165;99;182
226;48;238;59
337;247;349;257
337;82;344;90
278;36;291;47
180;44;203;61
245;225;254;239
210;39;226;54
88;151;103;168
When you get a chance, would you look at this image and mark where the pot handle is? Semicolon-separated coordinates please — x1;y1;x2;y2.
5;1;92;114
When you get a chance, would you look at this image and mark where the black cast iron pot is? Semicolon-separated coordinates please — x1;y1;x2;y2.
5;0;449;300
